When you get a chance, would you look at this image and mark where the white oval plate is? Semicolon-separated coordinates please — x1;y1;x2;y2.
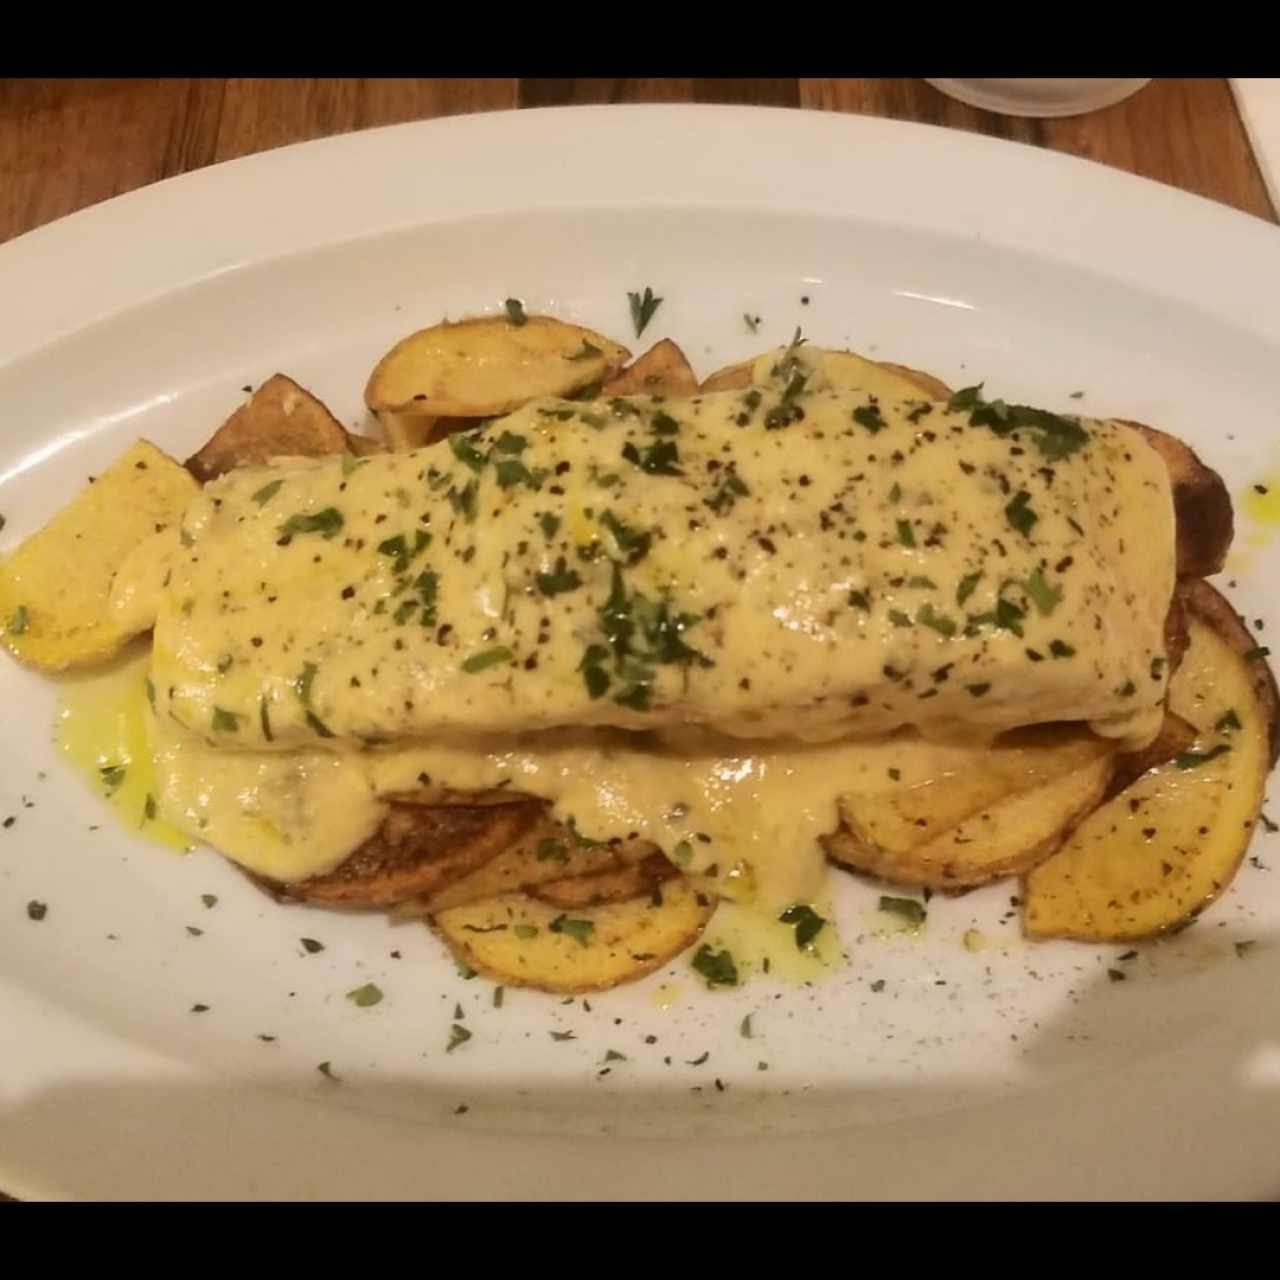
2;106;1279;1202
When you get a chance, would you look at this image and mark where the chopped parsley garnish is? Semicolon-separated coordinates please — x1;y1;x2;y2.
7;605;29;635
705;472;750;515
495;458;544;490
888;483;902;504
849;590;871;612
621;438;682;476
764;368;809;430
948;384;1089;460
493;986;505;1008
341;455;369;477
879;896;926;926
462;646;513;674
739;1016;754;1038
917;603;957;638
1215;709;1242;732
346;983;383;1008
100;763;127;792
627;286;663;337
495;432;527;454
1049;639;1076;659
536;557;582;596
966;682;991;698
896;519;915;548
1244;646;1272;662
853;404;885;434
672;840;693;867
317;1061;341;1081
599;510;651;564
447;479;478;522
143;794;157;822
550;1030;577;1042
201;894;218;909
650;410;681;436
536;838;569;863
691;944;739;988
956;572;982;606
377;530;431;574
549;915;594;947
211;707;240;733
512;924;539;940
252;479;283;506
1175;744;1232;770
1005;490;1038;538
145;677;156;709
449;433;488;474
906;575;936;589
744;313;760;333
889;609;913;628
538;512;561;541
995;596;1027;636
578;644;612;698
1024;567;1062;615
605;1048;627;1061
305;711;336;739
26;900;47;921
779;904;826;950
503;297;528;326
280;507;344;540
301;937;325;954
259;697;273;741
295;662;318;707
566;339;602;361
447;1023;472;1052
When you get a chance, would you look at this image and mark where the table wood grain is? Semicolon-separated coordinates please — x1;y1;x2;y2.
0;78;1274;248
0;75;1273;1203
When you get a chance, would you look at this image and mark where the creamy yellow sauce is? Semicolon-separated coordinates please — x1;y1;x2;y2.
56;645;191;852
97;347;1178;907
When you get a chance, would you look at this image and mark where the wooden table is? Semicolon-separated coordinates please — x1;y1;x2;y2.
0;77;1274;246
0;76;1273;1204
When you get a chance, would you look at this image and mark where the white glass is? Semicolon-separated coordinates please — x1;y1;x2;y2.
926;78;1152;119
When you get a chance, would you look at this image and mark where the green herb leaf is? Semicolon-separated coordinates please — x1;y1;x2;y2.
536;838;569;863
341;455;369;477
1244;646;1272;662
462;646;513;674
317;1061;341;1081
549;915;595;947
211;707;240;733
252;479;283;506
621;438;682;476
536;557;582;596
739;1015;754;1039
1024;567;1062;615
301;937;325;954
294;662;318;707
1175;744;1232;770
7;605;29;635
879;895;926;926
917;603;957;638
650;410;681;436
599;510;652;564
447;1023;472;1052
966;682;991;697
566;339;602;362
346;983;383;1008
143;794;157;822
495;432;527;454
853;403;885;434
849;590;871;612
1215;709;1243;732
604;1048;627;1062
504;297;528;326
896;519;915;548
201;894;218;909
744;313;760;333
26;900;47;921
280;507;344;540
628;286;663;337
956;572;982;606
447;479;478;522
705;471;750;515
691;944;739;988
779;903;826;950
889;609;913;628
513;924;539;941
538;512;561;541
1049;639;1076;659
449;433;489;474
100;763;127;792
305;710;335;739
1005;490;1038;538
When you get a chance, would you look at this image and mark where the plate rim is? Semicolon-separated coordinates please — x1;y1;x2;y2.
2;103;1279;1202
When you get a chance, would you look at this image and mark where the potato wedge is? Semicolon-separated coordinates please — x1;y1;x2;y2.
532;852;678;909
833;724;1116;864
827;752;1114;890
698;358;753;393
1024;581;1279;940
602;339;699;397
281;799;546;908
0;440;198;671
364;314;629;418
700;348;952;402
406;828;658;915
186;374;366;482
432;878;717;993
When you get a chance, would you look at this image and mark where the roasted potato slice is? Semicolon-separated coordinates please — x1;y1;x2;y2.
699;349;952;402
827;752;1114;890
602;339;699;397
432;878;717;994
532;852;678;908
406;827;658;914
698;358;753;393
186;374;372;482
364;314;629;419
1024;580;1280;940
0;440;198;671
279;799;545;908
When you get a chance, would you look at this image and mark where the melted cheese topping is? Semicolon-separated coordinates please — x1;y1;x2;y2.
107;349;1178;897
